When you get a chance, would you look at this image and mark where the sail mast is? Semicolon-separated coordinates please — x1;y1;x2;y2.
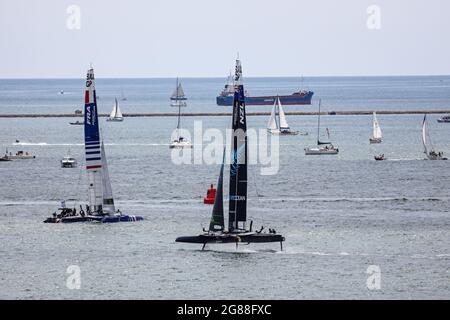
84;67;103;213
228;57;247;232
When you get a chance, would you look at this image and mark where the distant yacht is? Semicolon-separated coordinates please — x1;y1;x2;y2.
5;150;36;159
69;120;84;125
169;91;192;149
305;100;339;155
267;96;300;135
61;150;77;168
369;112;383;143
107;98;124;121
170;78;187;107
422;114;447;160
120;89;127;101
437;116;450;123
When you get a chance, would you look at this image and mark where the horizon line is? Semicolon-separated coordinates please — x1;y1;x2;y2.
1;74;450;80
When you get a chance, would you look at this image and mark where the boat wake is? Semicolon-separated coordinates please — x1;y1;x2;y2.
254;196;449;203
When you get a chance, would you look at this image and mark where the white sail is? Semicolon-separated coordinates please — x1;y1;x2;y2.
372;112;382;139
115;99;123;118
171;79;186;99
267;99;278;130
109;98;123;119
422;115;429;154
101;142;115;214
278;98;290;129
109;99;118;118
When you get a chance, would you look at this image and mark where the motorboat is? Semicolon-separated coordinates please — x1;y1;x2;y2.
61;151;77;168
7;150;35;159
437;116;450;123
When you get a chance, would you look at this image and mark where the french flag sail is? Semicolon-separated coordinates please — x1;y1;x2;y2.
84;67;103;213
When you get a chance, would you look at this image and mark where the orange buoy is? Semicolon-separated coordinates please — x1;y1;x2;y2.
203;184;216;205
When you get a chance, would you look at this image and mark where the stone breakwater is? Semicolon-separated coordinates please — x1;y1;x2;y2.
1;109;450;118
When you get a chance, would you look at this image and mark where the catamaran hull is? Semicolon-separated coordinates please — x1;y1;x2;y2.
304;148;339;155
268;129;304;136
176;233;285;244
106;118;124;122
216;92;313;106
43;215;144;223
425;155;448;160
369;138;382;144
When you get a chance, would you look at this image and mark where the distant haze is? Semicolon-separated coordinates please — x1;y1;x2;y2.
0;0;449;78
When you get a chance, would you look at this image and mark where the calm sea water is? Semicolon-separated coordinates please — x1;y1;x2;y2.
0;77;449;299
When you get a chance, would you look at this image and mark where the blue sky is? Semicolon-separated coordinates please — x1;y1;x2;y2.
0;0;449;78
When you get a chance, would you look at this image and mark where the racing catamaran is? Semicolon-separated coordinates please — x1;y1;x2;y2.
176;58;285;250
44;67;143;223
422;114;447;160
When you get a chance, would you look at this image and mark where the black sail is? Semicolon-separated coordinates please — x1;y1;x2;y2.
228;59;247;232
209;150;225;231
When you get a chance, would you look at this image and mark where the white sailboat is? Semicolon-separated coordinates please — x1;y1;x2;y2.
370;112;382;143
169;101;192;149
267;96;301;135
305;100;339;155
422;114;447;160
170;78;187;107
107;98;124;121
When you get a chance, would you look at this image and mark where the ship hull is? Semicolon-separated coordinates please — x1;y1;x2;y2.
176;232;285;244
216;92;313;106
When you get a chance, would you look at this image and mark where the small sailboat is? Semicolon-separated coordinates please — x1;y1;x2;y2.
106;98;124;122
370;112;382;143
422;114;447;160
61;150;77;168
176;58;285;250
305;100;339;155
170;78;187;107
267;96;301;135
169;98;192;148
44;67;143;223
120;89;127;101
